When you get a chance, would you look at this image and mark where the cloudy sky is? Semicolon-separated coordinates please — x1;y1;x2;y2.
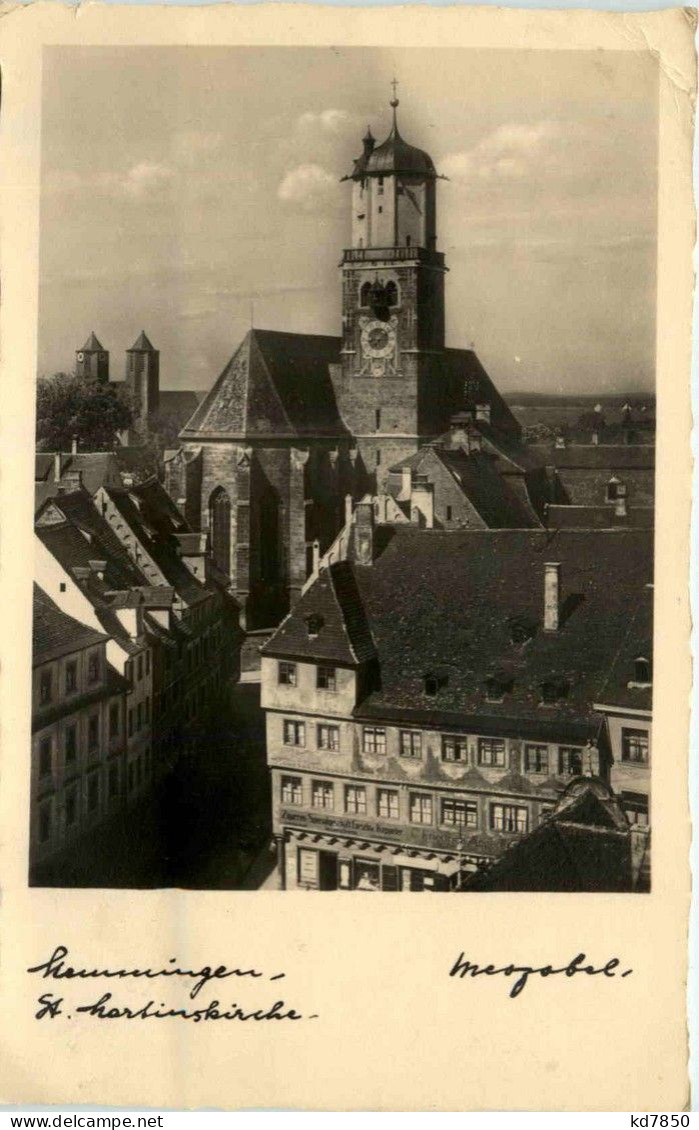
38;46;657;395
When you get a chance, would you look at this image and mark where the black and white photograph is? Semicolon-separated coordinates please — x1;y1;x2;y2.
31;44;656;893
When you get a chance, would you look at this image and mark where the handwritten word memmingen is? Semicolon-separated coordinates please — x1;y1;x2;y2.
28;944;283;1001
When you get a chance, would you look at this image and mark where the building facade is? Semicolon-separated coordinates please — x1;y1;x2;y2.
261;516;653;891
31;585;128;872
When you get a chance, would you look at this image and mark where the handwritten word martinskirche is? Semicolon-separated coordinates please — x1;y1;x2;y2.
27;945;283;1000
449;951;633;998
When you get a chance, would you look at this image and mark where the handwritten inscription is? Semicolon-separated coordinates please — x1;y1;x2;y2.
28;945;317;1023
449;951;633;998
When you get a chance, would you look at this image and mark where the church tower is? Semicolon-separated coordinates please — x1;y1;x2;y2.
76;332;109;382
337;85;447;486
126;330;160;437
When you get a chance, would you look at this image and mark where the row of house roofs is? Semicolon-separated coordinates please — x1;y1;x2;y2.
31;450;240;878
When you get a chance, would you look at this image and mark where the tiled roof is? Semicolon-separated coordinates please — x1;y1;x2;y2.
443;350;521;440
130;478;189;535
595;586;653;711
529;444;655;471
268;527;653;739
547;505;654;530
181;329;348;439
262;561;376;665
464;784;632;891
439;449;541;528
33;584;107;666
35;452;124;495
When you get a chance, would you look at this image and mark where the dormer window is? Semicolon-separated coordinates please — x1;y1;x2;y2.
305;613;324;639
606;477;627;502
629;656;652;688
424;670;448;696
509;616;536;646
540;678;568;705
484;676;505;703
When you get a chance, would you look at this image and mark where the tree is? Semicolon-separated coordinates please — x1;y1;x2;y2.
36;372;136;452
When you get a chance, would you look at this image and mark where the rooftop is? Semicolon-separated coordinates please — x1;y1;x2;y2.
33;583;107;666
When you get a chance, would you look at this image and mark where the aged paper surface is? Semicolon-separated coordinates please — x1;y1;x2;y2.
0;2;694;1111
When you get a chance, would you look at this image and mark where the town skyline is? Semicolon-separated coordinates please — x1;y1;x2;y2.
38;46;657;397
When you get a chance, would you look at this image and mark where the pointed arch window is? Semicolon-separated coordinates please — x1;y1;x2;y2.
360;281;373;307
209;487;231;575
384;280;398;307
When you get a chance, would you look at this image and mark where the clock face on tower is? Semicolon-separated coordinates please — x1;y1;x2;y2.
361;319;396;360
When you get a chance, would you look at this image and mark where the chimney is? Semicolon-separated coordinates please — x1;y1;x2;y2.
353;500;374;565
398;466;412;502
543;562;561;632
410;474;434;529
614;497;627;518
53;453;61;483
449;412;471;450
475;402;491;425
554;433;566;449
344;493;353;526
311;539;320;574
71;435;78;456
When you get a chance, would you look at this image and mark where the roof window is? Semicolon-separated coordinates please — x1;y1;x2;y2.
424;669;449;697
305;613;325;639
629;655;652;688
539;678;569;706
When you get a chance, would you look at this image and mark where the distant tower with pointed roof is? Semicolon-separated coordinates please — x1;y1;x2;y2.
76;332;109;382
126;330;160;438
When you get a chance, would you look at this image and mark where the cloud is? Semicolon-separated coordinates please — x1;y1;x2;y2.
171;131;223;164
442;121;560;182
277;163;336;210
296;109;354;134
121;161;174;197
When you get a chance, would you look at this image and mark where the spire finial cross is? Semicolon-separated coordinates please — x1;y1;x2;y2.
390;76;399;108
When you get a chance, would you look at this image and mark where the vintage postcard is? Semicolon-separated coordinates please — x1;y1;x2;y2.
0;2;694;1111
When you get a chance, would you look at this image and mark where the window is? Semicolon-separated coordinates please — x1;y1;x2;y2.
86;772;99;813
39;737;52;778
283;719;305;747
378;205;383;214
59;582;66;593
606;477;627;502
484;677;505;703
345;785;367;815
633;657;651;685
446;506;453;522
137;655;143;681
278;661;297;687
109;703;119;739
146;696;151;721
88;714;99;752
442;734;467;763
281;776;302;805
39;670;52;705
524;744;549;773
410;793;433;825
558;746;583;775
360;281;373;307
65;661;77;694
317;723;339;752
363;727;386;755
298;847;319;887
491;803;528;834
137;702;144;730
128;709;134;737
477;737;506;767
87;652;100;684
539;804;554;822
376;450;381;466
377;176;384;195
64;724;77;763
145;650;151;676
621;728;649;763
65;789;77;827
377;788;399;820
540;680;568;704
108;764;119;799
312;780;334;810
38;802;52;844
317;666;336;692
441;798;478;828
375;409;381;431
400;730;422;759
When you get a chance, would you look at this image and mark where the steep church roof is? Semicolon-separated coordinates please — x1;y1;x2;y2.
128;330;156;352
180;328;348;440
81;332;104;352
